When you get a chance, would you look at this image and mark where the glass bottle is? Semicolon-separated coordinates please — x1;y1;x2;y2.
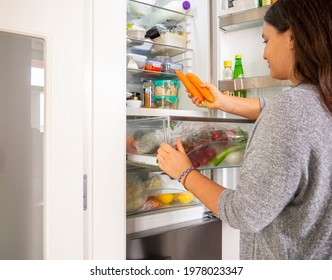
233;54;247;98
222;60;234;96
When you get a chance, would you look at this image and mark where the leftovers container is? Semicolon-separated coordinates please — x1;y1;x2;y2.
162;62;183;73
127;38;153;55
154;96;178;109
127;24;146;40
144;60;163;72
152;32;187;53
154;79;180;96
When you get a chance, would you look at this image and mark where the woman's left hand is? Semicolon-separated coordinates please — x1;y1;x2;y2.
157;138;192;180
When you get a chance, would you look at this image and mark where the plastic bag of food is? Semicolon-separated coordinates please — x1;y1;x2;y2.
127;0;158;19
168;122;250;168
126;175;147;214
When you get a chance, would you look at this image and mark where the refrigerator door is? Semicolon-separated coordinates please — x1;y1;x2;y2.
0;0;86;259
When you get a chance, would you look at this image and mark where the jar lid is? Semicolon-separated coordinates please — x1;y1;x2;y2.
224;60;232;67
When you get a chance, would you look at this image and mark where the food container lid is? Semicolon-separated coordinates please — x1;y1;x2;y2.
145;60;163;66
153;80;180;87
154;96;178;102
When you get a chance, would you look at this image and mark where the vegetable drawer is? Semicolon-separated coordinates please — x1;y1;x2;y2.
126;116;253;170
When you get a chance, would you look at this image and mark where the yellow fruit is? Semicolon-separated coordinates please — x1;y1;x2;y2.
176;192;194;204
156;193;174;204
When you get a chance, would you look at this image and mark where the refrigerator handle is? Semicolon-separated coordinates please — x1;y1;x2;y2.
83;174;88;211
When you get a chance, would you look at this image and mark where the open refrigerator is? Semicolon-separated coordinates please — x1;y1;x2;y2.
125;0;290;260
0;0;292;260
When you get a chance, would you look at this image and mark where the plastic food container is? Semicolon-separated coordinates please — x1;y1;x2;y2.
127;53;147;69
162;62;183;74
126;24;146;40
144;60;163;72
154;80;180;96
152;33;187;53
154;96;178;109
126;100;142;108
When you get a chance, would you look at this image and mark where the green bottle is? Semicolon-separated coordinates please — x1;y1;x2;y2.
233;54;247;98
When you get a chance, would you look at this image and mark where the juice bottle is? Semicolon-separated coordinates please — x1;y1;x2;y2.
233;55;247;98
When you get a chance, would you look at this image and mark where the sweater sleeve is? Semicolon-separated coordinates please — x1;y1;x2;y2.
259;97;268;112
218;93;308;232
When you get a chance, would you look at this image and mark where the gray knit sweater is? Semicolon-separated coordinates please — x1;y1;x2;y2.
218;83;332;259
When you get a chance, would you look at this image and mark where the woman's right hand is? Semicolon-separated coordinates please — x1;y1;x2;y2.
187;82;261;120
188;82;224;110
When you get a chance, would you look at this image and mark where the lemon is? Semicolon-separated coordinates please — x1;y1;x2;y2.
156;193;174;204
176;192;194;204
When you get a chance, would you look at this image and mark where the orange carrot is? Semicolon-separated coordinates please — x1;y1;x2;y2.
186;72;214;102
175;70;204;101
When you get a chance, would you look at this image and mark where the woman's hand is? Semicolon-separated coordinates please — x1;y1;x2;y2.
188;83;223;109
157;138;192;180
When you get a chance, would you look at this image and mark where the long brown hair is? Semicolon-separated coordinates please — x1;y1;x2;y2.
264;0;332;114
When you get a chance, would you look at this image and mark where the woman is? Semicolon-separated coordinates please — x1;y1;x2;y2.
156;0;332;259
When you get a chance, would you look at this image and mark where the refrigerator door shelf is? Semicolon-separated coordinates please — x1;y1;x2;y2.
219;4;270;32
218;76;292;92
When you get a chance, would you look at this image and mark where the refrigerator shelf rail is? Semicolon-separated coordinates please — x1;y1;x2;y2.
219;5;270;32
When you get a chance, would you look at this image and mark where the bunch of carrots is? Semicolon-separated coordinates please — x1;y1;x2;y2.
175;70;214;102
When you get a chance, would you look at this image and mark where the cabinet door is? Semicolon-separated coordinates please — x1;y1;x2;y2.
0;0;85;259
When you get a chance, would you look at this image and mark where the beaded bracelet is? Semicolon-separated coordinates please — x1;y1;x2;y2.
178;166;195;183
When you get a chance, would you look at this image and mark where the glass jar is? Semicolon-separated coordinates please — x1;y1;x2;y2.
142;80;155;108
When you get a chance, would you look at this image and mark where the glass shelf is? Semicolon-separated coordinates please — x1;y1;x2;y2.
127;0;194;22
127;37;193;57
127;68;178;84
219;5;270;32
126;108;210;118
218;76;292;91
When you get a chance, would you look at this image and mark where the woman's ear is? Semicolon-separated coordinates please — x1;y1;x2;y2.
289;31;295;50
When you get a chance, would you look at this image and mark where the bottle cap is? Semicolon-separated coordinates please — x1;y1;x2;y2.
224;60;232;68
235;54;242;59
182;1;191;10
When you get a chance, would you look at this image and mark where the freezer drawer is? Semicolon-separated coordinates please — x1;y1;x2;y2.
126;217;222;260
